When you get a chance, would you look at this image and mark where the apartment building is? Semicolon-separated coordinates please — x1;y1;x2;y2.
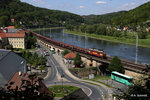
0;31;26;49
7;33;25;49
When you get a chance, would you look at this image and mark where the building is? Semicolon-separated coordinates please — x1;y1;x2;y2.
7;33;25;49
64;52;76;64
0;32;26;49
0;49;27;87
5;72;52;96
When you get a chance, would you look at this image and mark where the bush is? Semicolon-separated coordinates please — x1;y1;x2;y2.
108;56;125;74
62;49;70;56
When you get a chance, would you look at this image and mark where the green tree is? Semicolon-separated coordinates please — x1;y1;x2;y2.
108;56;125;74
31;52;39;66
39;55;47;65
66;25;74;31
74;53;83;67
39;65;46;72
62;49;70;56
0;16;9;26
96;24;107;35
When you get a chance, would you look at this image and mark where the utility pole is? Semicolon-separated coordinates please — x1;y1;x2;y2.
85;31;86;49
50;28;51;38
63;29;64;43
135;34;138;64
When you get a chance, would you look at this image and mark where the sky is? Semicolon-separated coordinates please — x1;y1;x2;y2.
21;0;150;15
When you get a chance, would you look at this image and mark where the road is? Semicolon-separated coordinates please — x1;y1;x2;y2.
38;43;105;100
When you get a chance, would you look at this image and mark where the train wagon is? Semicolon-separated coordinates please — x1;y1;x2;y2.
88;48;106;58
111;71;133;86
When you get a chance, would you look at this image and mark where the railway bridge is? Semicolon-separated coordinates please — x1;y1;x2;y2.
31;31;148;74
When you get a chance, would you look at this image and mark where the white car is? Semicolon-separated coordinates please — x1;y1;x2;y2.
44;51;49;56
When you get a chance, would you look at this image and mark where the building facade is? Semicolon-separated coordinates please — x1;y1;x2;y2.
7;34;25;49
0;32;26;49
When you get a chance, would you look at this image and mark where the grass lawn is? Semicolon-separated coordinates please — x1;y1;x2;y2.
65;30;150;48
94;75;111;80
84;75;112;88
48;85;79;97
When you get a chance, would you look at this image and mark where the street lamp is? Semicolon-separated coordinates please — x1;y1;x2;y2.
61;74;64;91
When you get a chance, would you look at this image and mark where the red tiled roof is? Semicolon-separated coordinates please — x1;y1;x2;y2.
0;32;25;38
7;26;15;29
5;72;52;95
64;52;76;59
0;33;7;38
6;33;25;38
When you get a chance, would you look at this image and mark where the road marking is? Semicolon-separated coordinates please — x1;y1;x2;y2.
87;86;92;96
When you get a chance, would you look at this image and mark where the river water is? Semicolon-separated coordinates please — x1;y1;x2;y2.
34;28;150;64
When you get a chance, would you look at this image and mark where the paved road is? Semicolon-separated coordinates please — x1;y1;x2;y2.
38;43;105;100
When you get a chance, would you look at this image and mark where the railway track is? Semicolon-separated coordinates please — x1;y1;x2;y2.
31;32;148;73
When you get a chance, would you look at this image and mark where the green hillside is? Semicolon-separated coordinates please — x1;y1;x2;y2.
111;1;150;26
84;11;126;25
0;0;83;28
84;2;150;26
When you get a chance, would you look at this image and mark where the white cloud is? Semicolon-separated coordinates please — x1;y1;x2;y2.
96;1;107;4
79;6;85;9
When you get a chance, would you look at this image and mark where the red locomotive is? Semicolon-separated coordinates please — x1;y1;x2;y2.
88;48;106;58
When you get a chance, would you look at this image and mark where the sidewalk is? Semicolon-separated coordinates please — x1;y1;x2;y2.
53;53;113;100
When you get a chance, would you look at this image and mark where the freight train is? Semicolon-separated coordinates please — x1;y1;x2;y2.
32;32;107;59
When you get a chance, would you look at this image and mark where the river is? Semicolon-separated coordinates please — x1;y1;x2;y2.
34;28;150;65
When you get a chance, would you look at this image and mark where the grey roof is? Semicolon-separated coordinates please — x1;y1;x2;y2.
0;49;11;61
0;49;27;88
7;29;19;33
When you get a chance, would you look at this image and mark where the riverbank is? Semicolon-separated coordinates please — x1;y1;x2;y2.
65;30;150;48
30;27;64;31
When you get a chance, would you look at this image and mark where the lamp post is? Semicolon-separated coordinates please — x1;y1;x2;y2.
61;74;64;91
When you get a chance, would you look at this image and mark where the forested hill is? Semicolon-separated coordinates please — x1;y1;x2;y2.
84;1;150;26
0;0;83;28
84;11;126;25
111;1;150;26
